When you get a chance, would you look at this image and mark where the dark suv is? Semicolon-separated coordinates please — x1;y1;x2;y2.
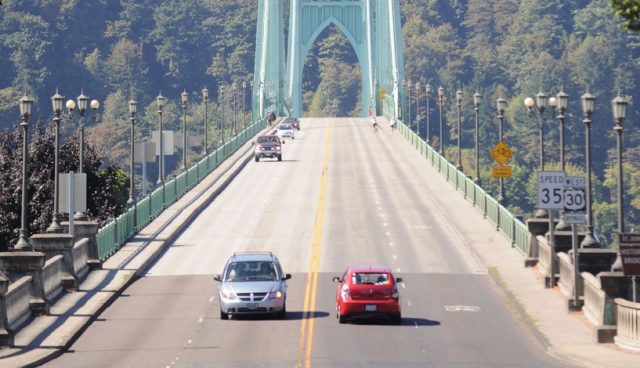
254;135;284;162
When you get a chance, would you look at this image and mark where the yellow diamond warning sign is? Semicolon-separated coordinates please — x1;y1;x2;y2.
490;141;513;165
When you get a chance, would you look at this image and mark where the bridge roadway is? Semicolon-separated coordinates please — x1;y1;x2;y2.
44;118;571;368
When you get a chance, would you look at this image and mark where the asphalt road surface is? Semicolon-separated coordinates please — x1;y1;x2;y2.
44;118;573;368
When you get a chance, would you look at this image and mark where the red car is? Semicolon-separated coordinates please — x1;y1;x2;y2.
332;265;402;324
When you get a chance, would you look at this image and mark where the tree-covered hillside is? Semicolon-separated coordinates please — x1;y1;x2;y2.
0;0;639;247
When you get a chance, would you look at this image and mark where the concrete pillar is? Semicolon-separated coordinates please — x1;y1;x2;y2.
30;233;77;291
525;218;550;267
0;271;11;347
0;252;48;315
63;220;101;269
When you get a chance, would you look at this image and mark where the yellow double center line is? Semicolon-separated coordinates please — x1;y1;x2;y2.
295;120;332;368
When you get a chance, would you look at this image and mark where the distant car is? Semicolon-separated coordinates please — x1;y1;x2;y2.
284;117;300;130
254;135;284;162
214;252;292;320
277;123;295;139
332;265;402;324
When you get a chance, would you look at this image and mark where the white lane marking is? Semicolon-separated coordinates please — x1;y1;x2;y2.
187;339;192;344
389;242;394;247
445;305;481;312
378;207;383;211
198;316;203;323
380;213;385;218
392;254;397;260
386;232;391;237
384;223;388;227
400;282;406;289
407;299;412;307
396;268;401;273
414;322;419;329
209;296;214;302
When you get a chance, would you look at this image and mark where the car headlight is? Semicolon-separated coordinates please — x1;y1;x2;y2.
221;288;236;300
268;291;283;300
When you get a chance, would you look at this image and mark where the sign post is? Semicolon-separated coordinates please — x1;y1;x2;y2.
563;176;586;309
537;171;565;288
619;233;640;302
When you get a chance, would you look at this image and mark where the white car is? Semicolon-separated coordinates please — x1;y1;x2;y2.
277;123;295;139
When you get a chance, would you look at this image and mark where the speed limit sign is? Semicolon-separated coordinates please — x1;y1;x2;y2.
564;176;586;224
537;171;565;210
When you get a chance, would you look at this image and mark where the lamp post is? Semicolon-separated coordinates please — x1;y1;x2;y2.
496;97;507;205
528;91;549;218
232;82;238;136
580;92;600;248
426;84;431;144
15;94;34;249
407;79;412;129
416;81;421;137
127;98;137;206
456;89;463;171
438;86;445;154
220;84;226;151
181;90;188;175
203;87;209;154
553;90;570;230
47;89;65;233
156;93;165;188
242;81;247;129
72;91;90;220
473;92;481;184
611;95;628;272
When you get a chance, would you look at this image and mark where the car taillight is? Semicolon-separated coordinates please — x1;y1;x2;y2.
341;284;350;300
392;287;399;299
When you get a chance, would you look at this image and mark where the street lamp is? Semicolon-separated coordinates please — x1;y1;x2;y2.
220;84;226;150
73;91;90;220
242;81;247;129
181;90;188;175
551;90;570;230
407;79;412;129
473;92;482;184
530;91;549;218
202;87;209;154
580;92;600;248
15;93;34;249
47;89;65;233
438;86;445;154
416;81;421;137
456;89;463;171
127;97;137;206
156;93;166;187
426;84;432;143
611;95;628;272
496;97;507;205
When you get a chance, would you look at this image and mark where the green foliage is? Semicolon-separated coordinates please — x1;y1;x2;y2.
611;0;640;31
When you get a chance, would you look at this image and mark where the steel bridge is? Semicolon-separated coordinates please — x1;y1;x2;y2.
252;0;405;119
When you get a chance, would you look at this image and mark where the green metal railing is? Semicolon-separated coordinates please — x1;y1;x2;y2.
95;118;266;261
396;120;529;256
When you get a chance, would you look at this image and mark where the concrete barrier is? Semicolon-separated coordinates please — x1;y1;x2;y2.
42;255;64;303
615;298;640;352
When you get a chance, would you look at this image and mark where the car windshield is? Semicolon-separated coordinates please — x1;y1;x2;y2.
352;272;389;285
279;124;291;130
224;261;280;282
257;136;278;144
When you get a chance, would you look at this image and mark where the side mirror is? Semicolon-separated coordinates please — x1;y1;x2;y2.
283;273;292;280
213;274;222;282
395;277;403;283
332;276;342;283
282;140;285;144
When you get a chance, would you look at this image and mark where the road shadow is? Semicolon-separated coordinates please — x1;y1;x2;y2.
230;310;329;321
346;316;441;327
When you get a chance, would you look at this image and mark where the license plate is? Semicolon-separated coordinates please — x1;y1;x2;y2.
247;303;258;310
365;305;377;312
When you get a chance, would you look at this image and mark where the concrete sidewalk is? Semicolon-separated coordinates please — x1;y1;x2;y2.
384;122;638;368
0;128;267;368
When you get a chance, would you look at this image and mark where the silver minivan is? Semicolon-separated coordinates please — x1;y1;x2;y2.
213;252;291;320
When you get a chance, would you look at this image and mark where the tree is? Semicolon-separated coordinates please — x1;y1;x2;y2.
611;0;640;31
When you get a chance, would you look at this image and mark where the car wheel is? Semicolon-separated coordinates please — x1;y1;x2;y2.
338;313;347;324
277;154;282;161
254;156;259;162
277;302;287;319
220;310;229;320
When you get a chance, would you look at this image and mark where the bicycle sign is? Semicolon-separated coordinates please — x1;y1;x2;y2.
537;171;565;210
